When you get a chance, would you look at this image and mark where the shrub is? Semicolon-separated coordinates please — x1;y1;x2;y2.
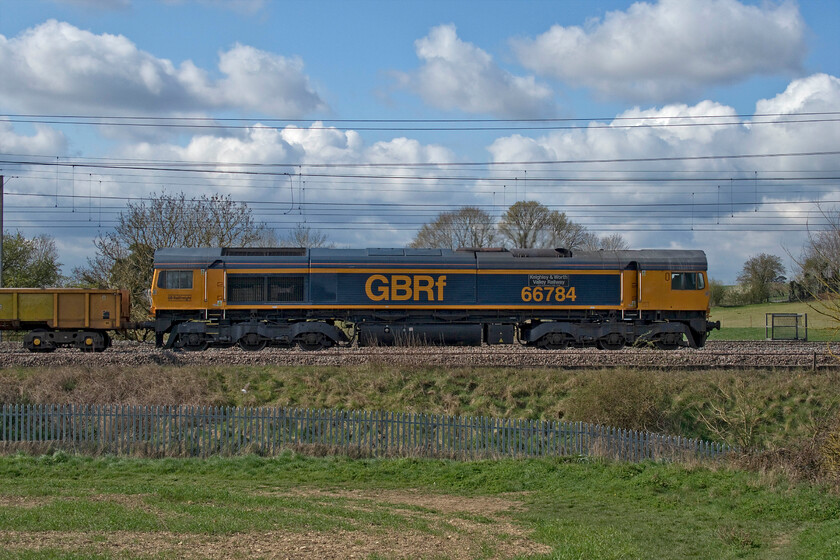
817;412;840;483
562;369;670;431
708;279;727;307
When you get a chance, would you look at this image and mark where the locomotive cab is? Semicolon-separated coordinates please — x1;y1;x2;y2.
150;268;202;315
639;270;710;312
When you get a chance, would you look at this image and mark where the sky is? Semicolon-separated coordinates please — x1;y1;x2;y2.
0;0;839;283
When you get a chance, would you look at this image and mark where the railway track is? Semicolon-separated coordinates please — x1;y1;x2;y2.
1;340;839;370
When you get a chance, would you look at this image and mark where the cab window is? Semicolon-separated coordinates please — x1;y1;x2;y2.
158;270;193;289
671;272;705;290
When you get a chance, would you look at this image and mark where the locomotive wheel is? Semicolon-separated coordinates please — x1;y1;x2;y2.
597;333;625;351
238;333;267;352
181;333;209;352
296;332;332;351
653;333;681;351
537;333;569;350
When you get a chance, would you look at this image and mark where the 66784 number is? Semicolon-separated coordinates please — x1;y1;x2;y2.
520;286;577;302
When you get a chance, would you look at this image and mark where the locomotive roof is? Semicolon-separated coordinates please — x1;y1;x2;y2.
474;249;707;271
154;247;707;271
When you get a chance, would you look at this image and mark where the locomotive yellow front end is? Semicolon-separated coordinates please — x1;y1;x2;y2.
150;267;204;314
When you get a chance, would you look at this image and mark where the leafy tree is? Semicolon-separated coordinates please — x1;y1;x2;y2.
737;253;786;304
1;231;63;287
708;278;727;307
410;207;497;249
73;192;269;321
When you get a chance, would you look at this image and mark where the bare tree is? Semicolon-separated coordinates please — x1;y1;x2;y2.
576;231;606;251
497;201;554;248
410;207;496;249
545;212;591;249
74;192;269;321
497;201;623;251
797;210;840;297
597;233;630;251
278;224;332;248
789;208;840;326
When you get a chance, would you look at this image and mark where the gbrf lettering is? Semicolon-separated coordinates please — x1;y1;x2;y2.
365;274;447;301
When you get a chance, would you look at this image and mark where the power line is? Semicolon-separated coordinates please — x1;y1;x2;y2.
3;150;839;171
2;111;840;132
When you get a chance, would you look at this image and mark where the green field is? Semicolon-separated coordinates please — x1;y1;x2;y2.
0;453;838;559
4;323;840;558
710;300;840;341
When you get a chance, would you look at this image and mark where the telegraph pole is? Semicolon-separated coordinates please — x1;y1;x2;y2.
1;175;4;344
0;174;3;289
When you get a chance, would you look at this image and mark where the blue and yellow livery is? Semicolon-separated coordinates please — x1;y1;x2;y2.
150;247;719;351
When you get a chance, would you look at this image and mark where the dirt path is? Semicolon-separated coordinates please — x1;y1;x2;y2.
0;489;551;559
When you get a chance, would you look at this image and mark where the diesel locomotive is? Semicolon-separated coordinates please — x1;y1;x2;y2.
150;246;720;351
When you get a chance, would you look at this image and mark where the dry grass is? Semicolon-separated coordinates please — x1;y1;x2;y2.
0;365;226;406
4;363;840;485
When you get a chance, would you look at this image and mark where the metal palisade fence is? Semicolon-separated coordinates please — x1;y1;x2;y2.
0;404;731;463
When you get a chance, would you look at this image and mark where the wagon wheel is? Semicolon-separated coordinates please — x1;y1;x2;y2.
238;333;267;352
537;333;569;350
98;332;112;352
79;332;107;353
296;332;333;351
24;331;56;353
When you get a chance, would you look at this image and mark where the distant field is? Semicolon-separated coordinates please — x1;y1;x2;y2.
708;327;839;341
710;300;839;340
711;300;837;328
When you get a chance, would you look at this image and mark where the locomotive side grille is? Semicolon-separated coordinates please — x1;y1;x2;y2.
227;274;305;303
228;275;263;303
267;276;305;302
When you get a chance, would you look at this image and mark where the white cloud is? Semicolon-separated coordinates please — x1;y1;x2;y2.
0;121;67;155
397;24;554;118
512;0;806;102
118;123;460;245
0;20;326;117
125;122;456;201
215;44;325;116
748;74;840;173
486;74;840;282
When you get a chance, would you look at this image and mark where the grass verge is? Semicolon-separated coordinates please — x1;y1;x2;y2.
0;453;838;559
3;364;840;451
